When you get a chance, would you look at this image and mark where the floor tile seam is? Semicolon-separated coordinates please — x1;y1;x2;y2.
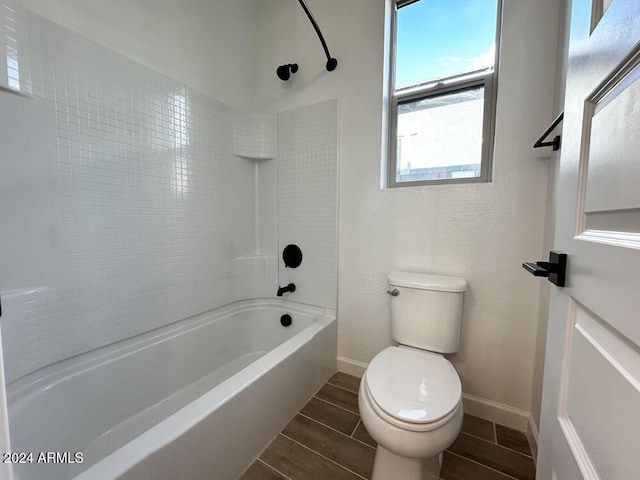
348;419;378;450
458;431;537;461
326;381;360;395
296;412;376;451
493;421;498;445
495;440;534;459
279;432;369;480
349;435;377;451
256;458;294;480
313;394;360;416
459;429;498;446
493;427;534;458
449;448;533;480
444;450;521;480
350;418;362;437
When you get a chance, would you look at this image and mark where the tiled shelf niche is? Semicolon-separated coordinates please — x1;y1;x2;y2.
233;111;278;160
231;111;278;300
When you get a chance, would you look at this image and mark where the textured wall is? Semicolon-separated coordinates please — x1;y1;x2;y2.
252;0;560;413
14;0;257;109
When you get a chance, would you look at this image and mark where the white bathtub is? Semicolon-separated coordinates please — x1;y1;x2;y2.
6;299;337;480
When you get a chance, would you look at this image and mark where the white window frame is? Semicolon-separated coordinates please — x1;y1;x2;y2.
388;0;502;188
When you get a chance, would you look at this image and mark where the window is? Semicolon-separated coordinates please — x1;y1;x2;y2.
388;0;501;187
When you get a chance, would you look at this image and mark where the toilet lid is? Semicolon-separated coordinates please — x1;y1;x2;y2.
366;347;461;424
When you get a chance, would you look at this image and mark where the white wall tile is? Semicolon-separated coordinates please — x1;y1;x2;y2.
233;254;278;300
277;100;338;309
0;2;339;384
233;111;277;159
0;3;257;382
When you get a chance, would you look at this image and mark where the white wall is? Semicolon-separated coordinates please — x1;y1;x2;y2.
253;0;561;415
531;0;571;435
15;0;257;109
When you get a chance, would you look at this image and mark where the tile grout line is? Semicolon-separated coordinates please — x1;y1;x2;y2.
349;430;377;450
311;394;361;418
313;394;360;416
350;418;362;438
443;450;521;480
256;458;294;480
460;430;505;447
280;433;369;480
326;380;360;395
297;412;376;451
465;417;533;457
457;431;536;461
492;425;534;458
498;442;534;458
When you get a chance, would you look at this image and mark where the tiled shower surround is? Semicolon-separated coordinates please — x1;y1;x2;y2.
0;0;338;382
278;102;339;310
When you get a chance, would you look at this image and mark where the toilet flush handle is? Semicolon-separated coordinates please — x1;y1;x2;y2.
386;288;399;296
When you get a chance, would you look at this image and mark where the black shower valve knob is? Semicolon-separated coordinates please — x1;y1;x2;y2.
283;244;303;268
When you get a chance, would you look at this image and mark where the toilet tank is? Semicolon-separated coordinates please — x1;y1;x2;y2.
388;272;467;354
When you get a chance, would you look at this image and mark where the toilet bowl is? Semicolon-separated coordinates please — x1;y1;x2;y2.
360;272;467;480
358;346;463;480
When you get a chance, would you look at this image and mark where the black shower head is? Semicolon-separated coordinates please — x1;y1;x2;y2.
277;63;299;81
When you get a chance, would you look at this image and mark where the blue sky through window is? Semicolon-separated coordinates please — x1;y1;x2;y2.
396;0;498;88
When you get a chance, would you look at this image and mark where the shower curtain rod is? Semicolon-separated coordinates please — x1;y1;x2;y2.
297;0;338;72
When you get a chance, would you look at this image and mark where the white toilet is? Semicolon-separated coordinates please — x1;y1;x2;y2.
358;271;468;480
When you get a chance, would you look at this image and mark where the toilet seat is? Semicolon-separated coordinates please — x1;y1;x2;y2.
365;347;461;431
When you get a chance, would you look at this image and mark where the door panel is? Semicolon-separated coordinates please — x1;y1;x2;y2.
537;0;640;479
584;54;640;215
562;302;640;479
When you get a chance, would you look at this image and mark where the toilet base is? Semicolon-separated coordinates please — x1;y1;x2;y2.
371;445;442;480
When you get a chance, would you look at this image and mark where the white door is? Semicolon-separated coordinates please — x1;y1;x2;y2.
536;0;640;479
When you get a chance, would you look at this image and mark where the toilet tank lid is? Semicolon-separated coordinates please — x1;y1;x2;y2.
388;272;467;292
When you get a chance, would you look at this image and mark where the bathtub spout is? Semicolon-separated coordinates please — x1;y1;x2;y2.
277;283;296;296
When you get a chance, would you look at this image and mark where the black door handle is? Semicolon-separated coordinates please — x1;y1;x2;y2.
523;251;567;287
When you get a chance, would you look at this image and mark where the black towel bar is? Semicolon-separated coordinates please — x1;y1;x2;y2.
534;111;564;151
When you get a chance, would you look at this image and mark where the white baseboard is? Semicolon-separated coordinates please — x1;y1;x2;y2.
464;394;538;460
336;356;367;378
462;393;531;431
527;415;539;460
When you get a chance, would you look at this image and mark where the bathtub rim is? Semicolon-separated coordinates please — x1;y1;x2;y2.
9;298;335;480
7;298;333;412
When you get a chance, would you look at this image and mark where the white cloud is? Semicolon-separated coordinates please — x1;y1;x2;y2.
441;43;495;71
471;43;495;68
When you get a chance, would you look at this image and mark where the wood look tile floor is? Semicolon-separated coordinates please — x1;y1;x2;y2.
240;373;536;480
